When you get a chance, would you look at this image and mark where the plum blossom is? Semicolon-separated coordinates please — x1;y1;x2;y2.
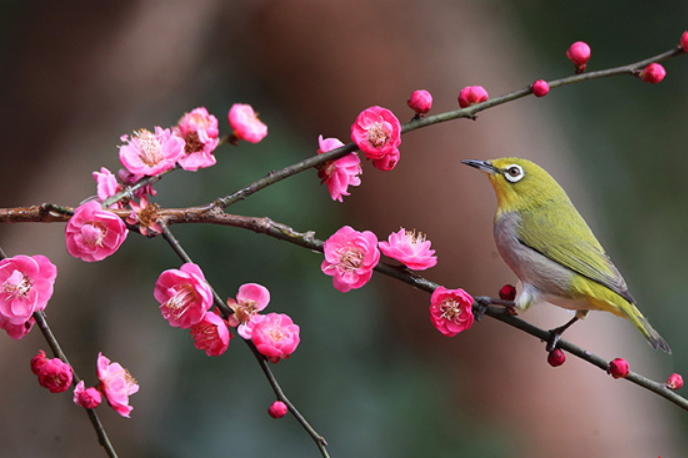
35;356;73;393
97;353;139;418
119;127;184;177
321;226;380;293
65;201;128;262
251;313;300;363
0;254;57;325
190;309;232;357
227;283;270;339
31;349;48;375
175;107;219;171
429;286;474;337
154;263;213;329
317;135;362;202
458;86;489;108
378;228;437;271
93;167;124;208
350;106;401;161
228;103;267;143
407;89;433;115
73;380;102;409
126;196;162;236
371;146;400;171
681;31;688;53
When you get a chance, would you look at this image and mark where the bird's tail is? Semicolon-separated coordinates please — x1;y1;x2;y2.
621;302;671;354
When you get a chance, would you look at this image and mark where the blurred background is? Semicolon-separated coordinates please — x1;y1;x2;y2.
1;1;687;457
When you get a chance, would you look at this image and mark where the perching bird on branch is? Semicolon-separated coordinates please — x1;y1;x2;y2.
463;157;670;353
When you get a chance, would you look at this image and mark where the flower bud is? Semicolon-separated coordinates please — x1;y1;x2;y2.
31;350;48;375
458;86;488;108
666;373;683;390
566;41;591;74
547;349;566;367
680;31;688;53
608;357;629;379
639;63;666;84
532;80;550;97
499;284;516;301
268;400;288;419
36;358;73;393
407;90;433;115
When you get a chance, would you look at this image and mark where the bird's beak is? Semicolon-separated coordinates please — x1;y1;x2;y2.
461;159;499;174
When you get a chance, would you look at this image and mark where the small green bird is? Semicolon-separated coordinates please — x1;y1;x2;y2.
462;157;670;353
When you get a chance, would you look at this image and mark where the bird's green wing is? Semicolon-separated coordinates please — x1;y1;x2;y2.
516;203;635;303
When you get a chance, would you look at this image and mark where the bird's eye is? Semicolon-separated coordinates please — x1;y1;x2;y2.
504;164;525;183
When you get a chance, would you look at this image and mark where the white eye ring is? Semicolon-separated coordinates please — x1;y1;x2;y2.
504;164;525;183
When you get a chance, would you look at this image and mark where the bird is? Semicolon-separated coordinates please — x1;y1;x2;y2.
462;157;670;353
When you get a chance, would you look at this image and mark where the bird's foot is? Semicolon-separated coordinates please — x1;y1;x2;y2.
546;316;580;352
474;296;517;322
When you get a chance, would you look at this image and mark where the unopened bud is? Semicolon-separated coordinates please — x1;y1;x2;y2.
566;41;591;74
639;63;666;84
407;90;433;115
608;358;629;379
547;349;566;367
666;373;683;390
499;284;517;301
268;400;288;419
532;79;550;97
458;86;489;108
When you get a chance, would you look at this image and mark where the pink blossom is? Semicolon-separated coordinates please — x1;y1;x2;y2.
666;373;684;390
0;314;35;340
190;309;232;356
371;147;400;172
73;380;102;409
429;286;474;337
268;400;288;419
458;86;489;108
97;353;139;418
226;283;271;339
608;358;630;379
31;350;48;375
379;228;437;271
36;357;73;394
175;107;219;171
0;254;57;324
407;89;433;115
532;79;550;97
681;31;688;53
251;313;300;363
321;226;380;293
350;106;402;161
93;167;124;208
154;262;213;329
228;103;268;143
317;135;362;202
126;196;162;236
119;127;185;176
566;41;591;73
65;201;128;262
639;63;666;84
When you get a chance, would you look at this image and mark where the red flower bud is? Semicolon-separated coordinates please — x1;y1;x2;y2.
407;90;433;115
608;358;629;379
532;80;550;97
458;86;489;108
268;400;288;419
680;31;688;53
639;63;666;84
547;349;566;367
499;284;517;301
566;41;591;74
666;373;683;390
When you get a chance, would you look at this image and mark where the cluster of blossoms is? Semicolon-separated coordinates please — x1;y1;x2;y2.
321;225;474;337
31;351;138;418
154;264;300;362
